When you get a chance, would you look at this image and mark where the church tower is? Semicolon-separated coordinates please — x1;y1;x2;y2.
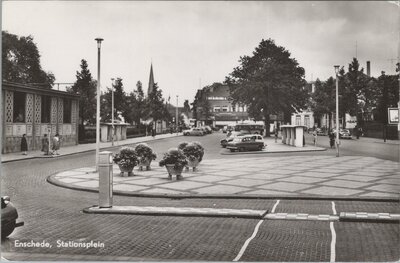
147;63;155;96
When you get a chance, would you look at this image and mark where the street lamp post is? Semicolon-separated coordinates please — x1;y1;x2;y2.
111;78;115;146
95;38;104;171
176;95;179;134
334;65;340;157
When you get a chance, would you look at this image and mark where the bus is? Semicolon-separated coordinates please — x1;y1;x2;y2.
234;123;265;135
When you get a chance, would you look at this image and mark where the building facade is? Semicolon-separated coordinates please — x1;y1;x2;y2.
2;82;80;153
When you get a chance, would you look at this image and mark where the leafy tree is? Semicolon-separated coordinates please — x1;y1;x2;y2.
68;59;97;125
226;39;308;136
2;31;55;87
125;81;146;125
145;83;169;131
100;78;126;122
194;85;214;123
311;78;336;129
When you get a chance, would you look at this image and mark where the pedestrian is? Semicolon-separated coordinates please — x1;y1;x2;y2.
329;131;335;148
274;128;278;143
312;129;318;146
41;134;49;155
21;134;28;155
151;127;156;137
51;133;61;155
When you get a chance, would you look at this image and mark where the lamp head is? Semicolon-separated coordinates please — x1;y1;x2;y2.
95;38;104;48
334;65;340;74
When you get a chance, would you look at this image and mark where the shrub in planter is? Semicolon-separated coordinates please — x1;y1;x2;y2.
113;147;138;176
177;141;189;151
191;141;205;162
134;143;157;170
182;142;204;170
159;148;188;179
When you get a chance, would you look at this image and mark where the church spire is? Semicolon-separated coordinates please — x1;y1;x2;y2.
147;63;155;96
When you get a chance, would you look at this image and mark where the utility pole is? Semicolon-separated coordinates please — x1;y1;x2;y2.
176;95;179;134
95;38;104;171
111;78;115;146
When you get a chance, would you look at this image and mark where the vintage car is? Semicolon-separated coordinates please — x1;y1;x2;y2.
339;129;352;139
1;196;24;239
183;128;204;136
226;134;265;152
220;131;250;148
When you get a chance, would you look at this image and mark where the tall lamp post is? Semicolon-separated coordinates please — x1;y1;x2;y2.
334;65;340;157
176;95;179;134
111;78;115;146
95;38;104;171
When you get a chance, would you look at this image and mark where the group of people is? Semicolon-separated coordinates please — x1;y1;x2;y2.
20;133;61;156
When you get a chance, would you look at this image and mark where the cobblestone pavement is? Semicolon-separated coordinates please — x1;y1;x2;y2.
50;155;399;199
2;136;399;261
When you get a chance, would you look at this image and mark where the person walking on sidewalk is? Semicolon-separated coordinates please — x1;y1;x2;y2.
312;129;318;146
51;133;61;155
20;134;28;155
329;130;335;148
274;128;279;143
41;134;50;155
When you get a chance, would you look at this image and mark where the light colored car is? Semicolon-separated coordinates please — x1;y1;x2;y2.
227;134;265;152
339;129;352;139
183;128;204;136
220;131;250;148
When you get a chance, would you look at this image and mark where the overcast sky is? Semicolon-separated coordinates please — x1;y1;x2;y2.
2;1;399;106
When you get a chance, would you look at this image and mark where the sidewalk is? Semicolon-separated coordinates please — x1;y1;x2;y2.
1;133;183;163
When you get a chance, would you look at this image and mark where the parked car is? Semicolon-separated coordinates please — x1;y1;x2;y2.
226;134;265;152
339;129;352;139
1;196;24;239
204;126;213;134
222;126;228;133
220;131;250;148
183;128;204;136
315;128;327;136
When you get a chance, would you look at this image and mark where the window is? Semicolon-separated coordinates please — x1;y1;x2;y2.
222;106;228;112
304;115;310;128
41;96;51;123
13;92;26;123
295;115;301;126
213;106;221;112
63;99;71;123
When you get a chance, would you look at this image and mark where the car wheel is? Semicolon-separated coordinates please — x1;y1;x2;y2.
258;145;263;151
1;220;16;239
230;149;235;152
239;147;245;152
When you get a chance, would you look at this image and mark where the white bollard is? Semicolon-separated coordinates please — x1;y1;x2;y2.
99;151;113;208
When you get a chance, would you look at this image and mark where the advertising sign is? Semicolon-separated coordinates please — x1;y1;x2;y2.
388;108;399;125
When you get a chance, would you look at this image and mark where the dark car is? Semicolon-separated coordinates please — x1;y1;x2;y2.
226;134;265;152
1;196;24;239
339;129;352;139
220;131;250;148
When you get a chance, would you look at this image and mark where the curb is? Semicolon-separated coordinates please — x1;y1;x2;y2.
220;147;327;155
83;205;268;219
1;135;182;163
47;175;400;203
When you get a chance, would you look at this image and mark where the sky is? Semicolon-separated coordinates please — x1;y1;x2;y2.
2;1;399;106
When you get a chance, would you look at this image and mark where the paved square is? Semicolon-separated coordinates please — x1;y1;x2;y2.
125;178;167;185
366;184;400;193
73;180;98;188
194;185;249;194
58;178;88;183
187;175;231;183
243;189;293;195
160;181;210;190
113;184;149;191
334;175;378;182
221;178;272;187
320;180;373;189
257;182;312;192
279;176;327;184
301;186;364;196
138;188;189;195
298;171;340;178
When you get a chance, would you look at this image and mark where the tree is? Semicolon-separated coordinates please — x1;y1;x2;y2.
311;78;336;130
2;31;55;87
100;78;127;122
125;81;146;126
146;83;169;131
226;39;308;136
68;59;97;125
